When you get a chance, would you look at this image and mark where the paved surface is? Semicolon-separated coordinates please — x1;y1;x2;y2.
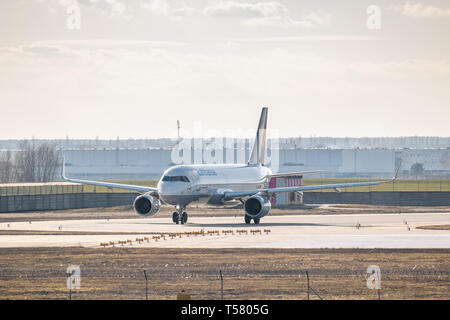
0;212;449;248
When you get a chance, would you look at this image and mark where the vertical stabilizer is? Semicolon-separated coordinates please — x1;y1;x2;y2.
248;107;268;165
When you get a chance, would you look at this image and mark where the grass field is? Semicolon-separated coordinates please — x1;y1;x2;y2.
416;225;450;230
1;178;449;196
0;248;448;300
302;178;450;192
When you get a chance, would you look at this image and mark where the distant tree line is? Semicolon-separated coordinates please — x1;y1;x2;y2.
0;141;61;183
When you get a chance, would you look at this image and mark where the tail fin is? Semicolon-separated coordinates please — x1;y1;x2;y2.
248;107;268;166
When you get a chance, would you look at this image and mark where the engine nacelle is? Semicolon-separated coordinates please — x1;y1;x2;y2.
244;194;271;219
133;193;161;217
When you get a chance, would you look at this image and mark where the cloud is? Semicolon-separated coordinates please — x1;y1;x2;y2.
42;0;128;17
203;1;288;19
139;0;199;21
388;1;450;18
203;1;330;27
140;0;170;16
36;0;329;26
232;35;381;43
21;45;62;56
1;40;450;138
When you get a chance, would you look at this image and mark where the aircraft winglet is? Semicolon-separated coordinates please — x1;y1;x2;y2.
61;157;66;180
392;159;402;181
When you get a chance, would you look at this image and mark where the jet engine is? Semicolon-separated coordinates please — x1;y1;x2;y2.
244;194;271;219
133;193;161;217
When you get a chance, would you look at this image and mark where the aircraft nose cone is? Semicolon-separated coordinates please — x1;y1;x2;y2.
158;181;186;196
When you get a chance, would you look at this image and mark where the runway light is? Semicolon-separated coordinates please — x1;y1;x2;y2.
264;229;271;234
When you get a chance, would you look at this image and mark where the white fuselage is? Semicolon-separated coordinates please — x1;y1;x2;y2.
157;164;272;207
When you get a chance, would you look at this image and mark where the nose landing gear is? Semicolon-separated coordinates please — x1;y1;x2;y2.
172;206;188;224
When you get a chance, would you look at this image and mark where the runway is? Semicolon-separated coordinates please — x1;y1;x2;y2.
0;212;449;248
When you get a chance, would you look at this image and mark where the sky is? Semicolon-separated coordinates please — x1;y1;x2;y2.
0;0;449;139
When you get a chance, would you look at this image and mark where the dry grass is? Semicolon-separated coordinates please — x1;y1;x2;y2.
416;225;450;230
1;204;449;223
1;179;449;196
0;248;448;300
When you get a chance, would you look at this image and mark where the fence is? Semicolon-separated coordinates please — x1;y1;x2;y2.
0;248;448;300
1;179;449;196
0;183;141;196
303;191;450;206
0;192;139;213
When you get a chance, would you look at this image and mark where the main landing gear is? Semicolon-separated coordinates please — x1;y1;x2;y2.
244;215;260;225
172;206;188;224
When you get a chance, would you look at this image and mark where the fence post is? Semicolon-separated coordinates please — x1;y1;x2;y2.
306;271;310;300
219;270;224;300
144;270;148;300
305;270;323;300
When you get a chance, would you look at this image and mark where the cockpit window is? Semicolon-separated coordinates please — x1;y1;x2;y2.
162;176;190;182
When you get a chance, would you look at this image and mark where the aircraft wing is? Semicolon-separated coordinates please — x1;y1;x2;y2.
224;162;401;200
61;159;157;194
267;170;322;178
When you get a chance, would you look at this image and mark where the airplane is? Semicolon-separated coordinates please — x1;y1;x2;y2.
62;107;401;225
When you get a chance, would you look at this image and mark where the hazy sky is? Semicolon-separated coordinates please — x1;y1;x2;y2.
0;0;449;139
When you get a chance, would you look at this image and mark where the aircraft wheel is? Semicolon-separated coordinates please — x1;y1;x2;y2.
181;212;188;224
172;212;179;224
244;215;252;224
253;218;260;224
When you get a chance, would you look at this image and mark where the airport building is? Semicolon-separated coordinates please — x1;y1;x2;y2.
269;176;303;206
1;138;449;181
60;147;449;180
